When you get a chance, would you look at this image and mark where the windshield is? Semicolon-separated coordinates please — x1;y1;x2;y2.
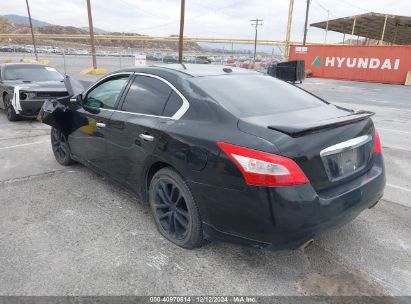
191;74;326;117
4;65;64;82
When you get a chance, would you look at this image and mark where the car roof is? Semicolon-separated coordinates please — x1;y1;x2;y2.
118;64;258;77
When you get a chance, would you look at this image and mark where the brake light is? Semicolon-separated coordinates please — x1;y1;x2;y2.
374;129;382;153
216;142;309;186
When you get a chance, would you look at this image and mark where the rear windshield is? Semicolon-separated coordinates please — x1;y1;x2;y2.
4;65;63;82
191;74;325;117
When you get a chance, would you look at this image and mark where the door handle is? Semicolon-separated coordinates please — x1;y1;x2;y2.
139;133;154;142
96;122;106;128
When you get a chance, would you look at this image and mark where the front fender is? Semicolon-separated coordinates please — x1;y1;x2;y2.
38;99;88;137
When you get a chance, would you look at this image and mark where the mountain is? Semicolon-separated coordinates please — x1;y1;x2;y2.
2;14;51;27
199;42;280;54
0;17;202;52
2;14;109;33
81;26;108;34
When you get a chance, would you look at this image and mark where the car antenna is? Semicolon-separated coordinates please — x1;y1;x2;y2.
180;63;187;70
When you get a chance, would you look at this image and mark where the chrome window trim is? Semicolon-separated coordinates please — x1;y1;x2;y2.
83;72;134;94
96;107;175;120
320;135;372;157
82;72;133;109
83;72;190;120
130;72;189;120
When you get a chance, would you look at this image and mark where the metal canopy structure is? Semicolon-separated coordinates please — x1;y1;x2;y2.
310;12;411;45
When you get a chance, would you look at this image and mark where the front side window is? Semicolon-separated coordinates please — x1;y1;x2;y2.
121;76;172;116
85;77;129;109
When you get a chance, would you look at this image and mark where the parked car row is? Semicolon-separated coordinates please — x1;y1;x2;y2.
0;45;280;70
0;45;89;55
226;57;278;69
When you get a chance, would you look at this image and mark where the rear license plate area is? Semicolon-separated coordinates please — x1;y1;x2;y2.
322;140;373;181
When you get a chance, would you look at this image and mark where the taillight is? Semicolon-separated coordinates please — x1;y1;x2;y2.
216;142;309;186
373;129;382;153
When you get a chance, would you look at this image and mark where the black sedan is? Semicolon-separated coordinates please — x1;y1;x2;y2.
40;64;385;250
0;63;67;121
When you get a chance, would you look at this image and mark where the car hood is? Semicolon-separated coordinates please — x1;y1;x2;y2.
5;80;66;92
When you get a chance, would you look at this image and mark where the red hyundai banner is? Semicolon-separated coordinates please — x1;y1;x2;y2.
289;45;411;84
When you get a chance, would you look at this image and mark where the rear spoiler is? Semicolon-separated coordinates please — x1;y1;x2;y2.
268;111;374;137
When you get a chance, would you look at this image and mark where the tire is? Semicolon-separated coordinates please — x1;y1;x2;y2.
3;93;19;121
149;167;204;249
50;127;74;166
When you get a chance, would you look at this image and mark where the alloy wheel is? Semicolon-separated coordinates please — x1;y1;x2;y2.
154;180;190;240
6;105;12;119
51;128;69;162
4;95;14;120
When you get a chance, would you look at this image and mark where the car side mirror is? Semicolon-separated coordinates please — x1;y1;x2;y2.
76;94;83;105
65;94;82;108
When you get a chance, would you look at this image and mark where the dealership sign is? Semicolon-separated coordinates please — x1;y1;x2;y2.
289;45;411;84
134;54;147;66
312;56;400;70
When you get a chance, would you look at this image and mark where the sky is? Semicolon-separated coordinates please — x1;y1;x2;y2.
2;0;411;44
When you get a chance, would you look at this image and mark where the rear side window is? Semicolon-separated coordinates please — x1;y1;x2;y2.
163;92;183;117
121;76;171;116
191;74;326;117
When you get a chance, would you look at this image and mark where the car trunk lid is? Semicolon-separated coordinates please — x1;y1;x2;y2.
238;104;376;192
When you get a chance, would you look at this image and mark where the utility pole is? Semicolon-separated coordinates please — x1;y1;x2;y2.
379;15;388;46
284;0;294;58
25;0;38;61
178;0;185;64
303;0;311;45
250;19;263;64
86;0;97;69
324;10;330;43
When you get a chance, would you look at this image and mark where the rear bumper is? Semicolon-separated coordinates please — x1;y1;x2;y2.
189;154;385;250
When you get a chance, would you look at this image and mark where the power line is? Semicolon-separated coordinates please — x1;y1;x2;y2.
338;0;368;12
309;4;329;17
312;0;368;20
116;0;175;21
124;0;247;33
312;0;328;13
190;0;247;14
306;0;338;44
312;0;338;18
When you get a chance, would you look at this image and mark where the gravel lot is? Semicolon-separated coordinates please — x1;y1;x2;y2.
0;54;410;296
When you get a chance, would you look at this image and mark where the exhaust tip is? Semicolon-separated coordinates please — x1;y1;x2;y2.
299;238;314;252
